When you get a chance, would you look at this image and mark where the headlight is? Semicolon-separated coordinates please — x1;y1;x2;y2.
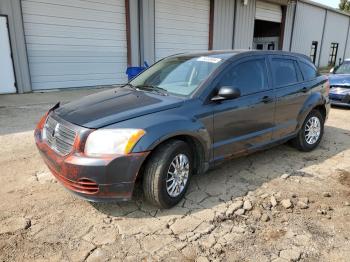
84;129;145;156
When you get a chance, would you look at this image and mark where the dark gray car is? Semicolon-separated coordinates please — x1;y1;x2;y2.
35;50;330;208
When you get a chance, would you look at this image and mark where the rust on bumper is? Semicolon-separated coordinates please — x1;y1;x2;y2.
34;126;149;201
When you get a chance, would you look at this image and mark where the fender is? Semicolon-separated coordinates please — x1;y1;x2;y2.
296;92;327;131
131;114;212;164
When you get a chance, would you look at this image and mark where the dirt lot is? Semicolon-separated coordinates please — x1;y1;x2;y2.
1;90;350;261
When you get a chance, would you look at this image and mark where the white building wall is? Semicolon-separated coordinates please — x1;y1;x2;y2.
344;21;350;59
213;0;235;50
282;2;296;51
22;0;128;90
154;0;210;61
234;0;256;49
291;2;326;66
0;0;32;93
319;11;349;67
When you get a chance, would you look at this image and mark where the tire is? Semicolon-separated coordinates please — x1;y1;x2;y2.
142;140;193;208
291;109;324;152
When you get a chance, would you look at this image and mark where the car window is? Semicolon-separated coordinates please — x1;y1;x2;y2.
271;58;298;87
334;62;350;74
299;62;317;81
130;56;224;96
219;59;269;96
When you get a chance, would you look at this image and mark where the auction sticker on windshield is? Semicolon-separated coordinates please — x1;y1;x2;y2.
197;56;222;63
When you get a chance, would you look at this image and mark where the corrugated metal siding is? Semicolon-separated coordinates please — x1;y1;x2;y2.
256;1;282;23
282;2;295;51
22;0;127;90
213;0;235;50
291;2;326;66
234;0;256;49
344;21;350;59
154;0;210;61
0;0;32;93
129;0;140;66
319;11;349;67
140;0;155;64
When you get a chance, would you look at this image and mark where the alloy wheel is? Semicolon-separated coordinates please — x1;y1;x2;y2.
166;154;190;198
305;116;321;145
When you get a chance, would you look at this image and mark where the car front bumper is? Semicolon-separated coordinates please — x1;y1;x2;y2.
330;99;350;107
329;93;350;107
34;127;149;202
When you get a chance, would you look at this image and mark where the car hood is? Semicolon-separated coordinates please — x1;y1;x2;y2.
55;87;184;128
328;74;350;87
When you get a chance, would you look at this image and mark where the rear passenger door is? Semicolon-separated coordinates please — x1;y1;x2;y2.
270;55;309;140
212;56;275;160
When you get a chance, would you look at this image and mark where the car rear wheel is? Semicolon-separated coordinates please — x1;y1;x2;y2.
142;140;193;208
291;109;324;152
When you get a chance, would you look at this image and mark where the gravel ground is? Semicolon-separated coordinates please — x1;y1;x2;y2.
0;91;350;261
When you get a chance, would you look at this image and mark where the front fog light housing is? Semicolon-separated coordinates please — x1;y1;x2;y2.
84;129;145;156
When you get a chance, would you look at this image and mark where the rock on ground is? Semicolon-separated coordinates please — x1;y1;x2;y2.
281;199;293;209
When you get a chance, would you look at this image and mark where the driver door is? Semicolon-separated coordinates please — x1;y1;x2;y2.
212;56;276;160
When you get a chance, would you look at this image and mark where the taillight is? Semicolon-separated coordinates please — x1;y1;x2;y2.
325;80;330;95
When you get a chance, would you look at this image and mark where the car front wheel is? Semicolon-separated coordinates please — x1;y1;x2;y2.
142;140;193;208
292;109;324;152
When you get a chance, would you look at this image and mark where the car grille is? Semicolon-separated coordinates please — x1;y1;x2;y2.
329;93;344;101
43;115;77;156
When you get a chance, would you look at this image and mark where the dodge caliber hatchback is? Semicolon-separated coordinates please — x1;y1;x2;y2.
35;51;330;208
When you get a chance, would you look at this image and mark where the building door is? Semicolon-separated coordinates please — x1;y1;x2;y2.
254;1;283;51
154;0;210;61
0;16;16;94
21;0;127;90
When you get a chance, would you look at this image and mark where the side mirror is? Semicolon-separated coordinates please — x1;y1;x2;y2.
211;86;241;102
330;65;339;74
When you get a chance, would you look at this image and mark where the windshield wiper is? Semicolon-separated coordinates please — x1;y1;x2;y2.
123;83;140;91
135;85;168;96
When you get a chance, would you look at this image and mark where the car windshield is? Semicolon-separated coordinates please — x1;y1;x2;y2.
334;62;350;74
130;56;225;96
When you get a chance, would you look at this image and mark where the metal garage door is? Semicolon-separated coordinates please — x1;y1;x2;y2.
21;0;127;90
256;1;282;23
0;16;16;94
155;0;210;61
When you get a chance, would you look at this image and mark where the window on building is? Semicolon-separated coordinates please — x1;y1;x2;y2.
328;43;339;66
310;41;318;64
256;44;263;50
219;59;269;96
268;43;275;50
271;58;299;87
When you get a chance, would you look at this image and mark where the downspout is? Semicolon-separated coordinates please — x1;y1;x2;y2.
343;17;350;61
232;0;238;49
289;0;297;52
125;0;131;66
209;0;214;50
318;9;328;68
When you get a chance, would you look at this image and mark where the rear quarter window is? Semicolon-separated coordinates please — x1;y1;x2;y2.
299;62;317;81
271;58;299;87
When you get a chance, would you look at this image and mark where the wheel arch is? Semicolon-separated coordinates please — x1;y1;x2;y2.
135;134;209;184
296;92;327;130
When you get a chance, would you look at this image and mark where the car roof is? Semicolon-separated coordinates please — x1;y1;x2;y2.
170;50;311;62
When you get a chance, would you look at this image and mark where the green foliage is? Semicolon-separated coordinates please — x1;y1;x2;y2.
339;0;350;12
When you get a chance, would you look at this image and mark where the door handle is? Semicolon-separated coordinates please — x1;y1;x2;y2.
261;96;274;103
300;87;308;93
